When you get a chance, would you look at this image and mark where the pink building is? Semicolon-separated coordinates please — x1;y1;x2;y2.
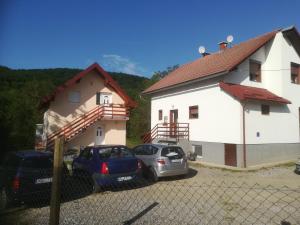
37;63;136;151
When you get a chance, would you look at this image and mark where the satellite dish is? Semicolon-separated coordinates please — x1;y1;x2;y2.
227;35;234;43
198;46;206;54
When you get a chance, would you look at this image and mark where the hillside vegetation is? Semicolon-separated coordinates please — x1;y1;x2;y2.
0;65;158;157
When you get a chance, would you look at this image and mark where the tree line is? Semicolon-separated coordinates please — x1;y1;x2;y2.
0;65;177;158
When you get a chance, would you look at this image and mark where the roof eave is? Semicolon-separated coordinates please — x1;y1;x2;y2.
142;70;228;95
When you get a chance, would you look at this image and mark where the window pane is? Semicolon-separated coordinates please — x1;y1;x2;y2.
97;146;133;159
261;105;270;115
291;63;300;84
22;157;53;169
250;61;261;82
96;92;101;105
189;106;198;119
159;110;162;120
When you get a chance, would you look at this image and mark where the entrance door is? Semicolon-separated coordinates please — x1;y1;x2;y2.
224;144;237;167
95;127;105;145
169;110;178;137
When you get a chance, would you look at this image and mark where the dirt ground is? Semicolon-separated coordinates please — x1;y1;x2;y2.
187;163;300;188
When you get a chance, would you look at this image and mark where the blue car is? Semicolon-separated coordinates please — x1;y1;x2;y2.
0;150;67;209
72;145;142;192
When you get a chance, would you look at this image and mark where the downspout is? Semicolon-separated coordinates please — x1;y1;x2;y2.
242;101;247;168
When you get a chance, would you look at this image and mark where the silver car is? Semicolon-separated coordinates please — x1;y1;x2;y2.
132;144;189;182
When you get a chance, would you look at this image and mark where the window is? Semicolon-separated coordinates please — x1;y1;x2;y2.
133;145;158;155
96;146;133;159
189;106;198;119
193;145;203;158
261;104;270;115
22;157;53;169
161;146;184;159
291;62;300;84
158;110;163;120
68;91;80;103
80;148;93;160
96;92;112;105
250;60;261;82
96;92;101;105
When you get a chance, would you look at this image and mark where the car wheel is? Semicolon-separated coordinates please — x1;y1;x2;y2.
0;188;10;211
92;181;102;193
150;167;158;183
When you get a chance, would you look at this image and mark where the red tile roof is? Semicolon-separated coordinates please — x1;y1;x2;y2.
219;82;291;104
40;63;137;108
143;30;279;94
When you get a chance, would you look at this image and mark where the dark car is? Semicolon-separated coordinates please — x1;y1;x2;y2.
72;145;142;192
0;150;67;209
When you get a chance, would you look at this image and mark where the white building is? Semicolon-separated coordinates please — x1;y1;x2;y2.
143;26;300;168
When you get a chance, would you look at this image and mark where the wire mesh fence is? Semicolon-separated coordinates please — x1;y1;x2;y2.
1;166;300;225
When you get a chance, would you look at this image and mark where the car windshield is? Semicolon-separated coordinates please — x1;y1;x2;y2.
21;157;53;169
97;146;133;159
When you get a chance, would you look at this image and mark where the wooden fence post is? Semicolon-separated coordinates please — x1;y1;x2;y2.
49;138;64;225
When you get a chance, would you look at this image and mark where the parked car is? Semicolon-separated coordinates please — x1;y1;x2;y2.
0;150;67;209
72;145;142;192
295;161;300;174
132;144;189;182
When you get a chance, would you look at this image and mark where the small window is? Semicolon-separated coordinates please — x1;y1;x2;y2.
250;60;261;82
158;110;163;120
189;106;198;119
96;92;112;105
96;92;101;105
68;91;80;103
291;62;300;84
193;145;202;158
261;105;270;115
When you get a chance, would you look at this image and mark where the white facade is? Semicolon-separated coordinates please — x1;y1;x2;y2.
150;30;300;164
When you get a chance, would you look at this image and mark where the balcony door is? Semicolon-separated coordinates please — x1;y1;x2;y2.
169;109;178;137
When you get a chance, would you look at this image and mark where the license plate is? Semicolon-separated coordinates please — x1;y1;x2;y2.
171;159;182;163
117;176;132;182
35;177;52;184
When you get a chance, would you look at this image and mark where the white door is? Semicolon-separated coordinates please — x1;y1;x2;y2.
95;127;105;145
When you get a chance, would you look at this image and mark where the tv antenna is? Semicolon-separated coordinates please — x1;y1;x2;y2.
226;35;234;47
198;46;206;54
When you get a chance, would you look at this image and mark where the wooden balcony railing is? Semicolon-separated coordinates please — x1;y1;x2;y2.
45;104;129;150
142;123;189;143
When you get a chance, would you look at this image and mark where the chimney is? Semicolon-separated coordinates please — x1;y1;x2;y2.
218;41;228;51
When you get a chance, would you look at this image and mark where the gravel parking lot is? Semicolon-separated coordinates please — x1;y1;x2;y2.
2;164;300;225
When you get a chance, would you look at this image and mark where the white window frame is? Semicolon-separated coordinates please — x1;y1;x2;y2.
96;92;112;105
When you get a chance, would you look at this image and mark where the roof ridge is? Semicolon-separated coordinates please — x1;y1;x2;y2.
143;29;280;94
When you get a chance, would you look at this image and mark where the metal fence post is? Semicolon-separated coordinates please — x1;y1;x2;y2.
49;138;64;225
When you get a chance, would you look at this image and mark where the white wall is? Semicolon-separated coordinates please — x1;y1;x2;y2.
151;31;300;146
224;31;300;144
151;80;242;144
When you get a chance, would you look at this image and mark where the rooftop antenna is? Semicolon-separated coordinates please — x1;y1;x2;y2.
198;46;206;54
198;46;210;57
226;35;234;48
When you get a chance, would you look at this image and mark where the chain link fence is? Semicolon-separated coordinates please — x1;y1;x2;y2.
1;165;299;225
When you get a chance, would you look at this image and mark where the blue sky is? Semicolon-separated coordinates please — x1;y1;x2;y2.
1;0;299;77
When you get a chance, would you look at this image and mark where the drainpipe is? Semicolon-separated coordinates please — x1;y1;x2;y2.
242;101;247;168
